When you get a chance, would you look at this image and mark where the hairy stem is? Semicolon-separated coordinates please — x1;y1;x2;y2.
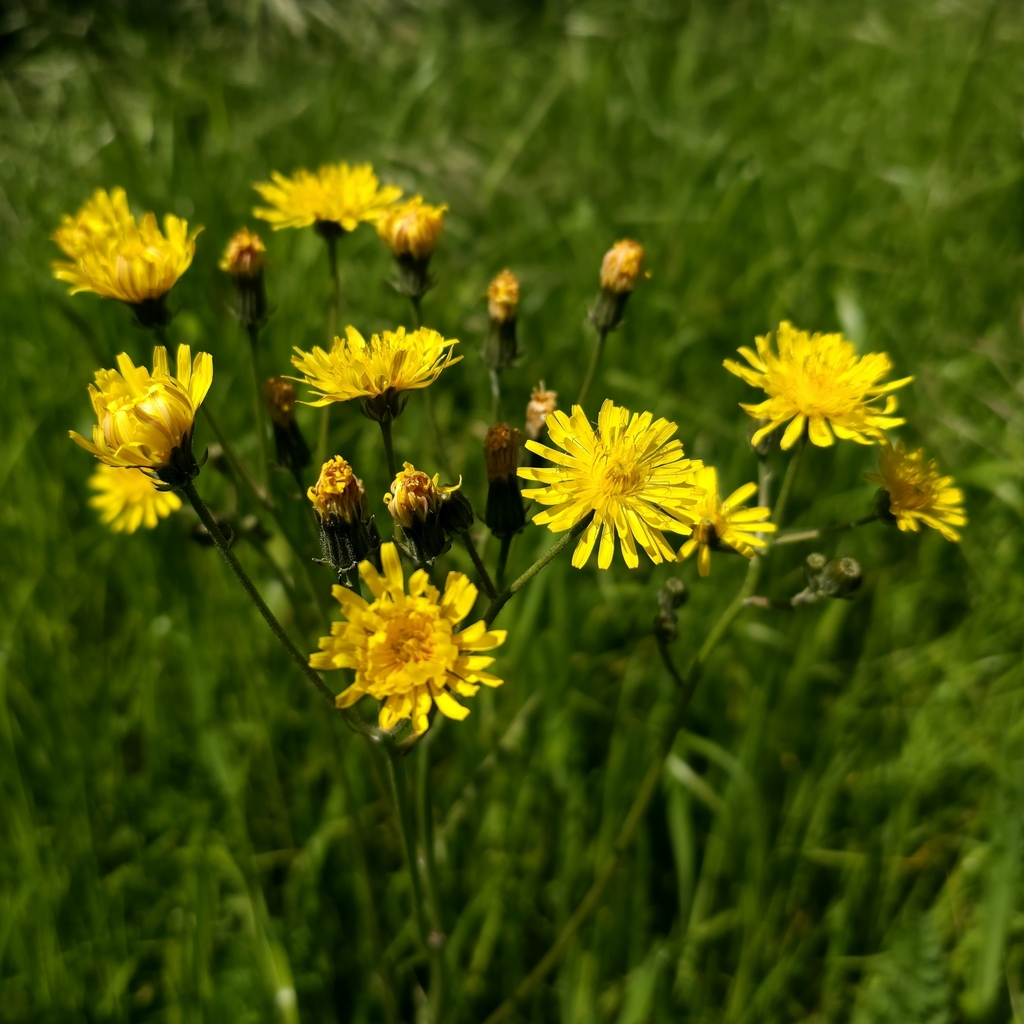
461;530;498;601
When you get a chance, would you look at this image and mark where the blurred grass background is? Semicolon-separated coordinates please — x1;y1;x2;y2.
2;0;1024;1021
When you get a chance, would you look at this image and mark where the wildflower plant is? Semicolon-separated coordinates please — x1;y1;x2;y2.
57;162;968;1024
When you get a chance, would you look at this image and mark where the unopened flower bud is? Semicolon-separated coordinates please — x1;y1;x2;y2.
484;424;526;538
653;610;679;645
818;557;863;599
385;462;465;563
309;456;379;583
590;239;645;333
657;577;688;614
378;197;447;299
525;383;558;442
221;227;268;328
264;377;311;474
482;269;523;371
804;552;828;579
873;486;899;525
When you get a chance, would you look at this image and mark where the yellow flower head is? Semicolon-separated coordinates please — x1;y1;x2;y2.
88;464;182;533
518;399;703;570
377;196;447;260
52;188;202;305
865;440;967;542
70;344;213;472
219;226;266;278
677;466;775;577
724;321;912;450
385;462;460;527
253;162;402;232
525;382;557;442
291;326;461;409
488;269;520;323
309;456;367;524
312;543;507;736
600;239;645;293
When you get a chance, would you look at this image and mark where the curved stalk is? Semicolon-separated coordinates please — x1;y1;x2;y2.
576;327;608;407
773;513;879;546
461;530;498;601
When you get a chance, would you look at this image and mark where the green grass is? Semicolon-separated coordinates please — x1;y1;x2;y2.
2;1;1024;1021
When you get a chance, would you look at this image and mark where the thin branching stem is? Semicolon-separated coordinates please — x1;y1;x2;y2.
417;737;445;1020
247;323;269;489
576;327;608;407
773;513;879;546
384;744;430;949
380;420;398;482
461;530;498;601
496;534;513;591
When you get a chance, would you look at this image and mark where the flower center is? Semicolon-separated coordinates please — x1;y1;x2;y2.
383;611;435;664
598;449;647;497
693;519;719;546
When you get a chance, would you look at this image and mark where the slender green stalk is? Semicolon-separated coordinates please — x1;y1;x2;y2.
461;530;498;601
409;293;455;482
773;513;879;546
484;518;589;625
409;294;422;330
481;553;763;1024
380;419;398;482
576;327;608;407
490;367;502;423
315;234;341;469
496;534;513;591
417;738;445;1020
247;323;269;489
771;435;807;527
384;745;430;948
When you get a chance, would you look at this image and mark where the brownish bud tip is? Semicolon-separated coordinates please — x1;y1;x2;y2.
525;382;558;441
264;377;297;427
484;423;521;481
220;227;266;278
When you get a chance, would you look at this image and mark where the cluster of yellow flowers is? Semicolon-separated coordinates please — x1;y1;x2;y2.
58;159;967;740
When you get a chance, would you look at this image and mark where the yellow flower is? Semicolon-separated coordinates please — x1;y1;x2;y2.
312;543;507;736
291;326;460;417
518;399;702;570
70;344;213;474
865;440;967;542
377;196;447;259
599;239;645;293
488;269;520;323
253;162;402;232
724;321;912;450
308;456;367;524
88;464;182;533
677;467;775;577
385;462;460;527
219;226;266;278
52;188;201;305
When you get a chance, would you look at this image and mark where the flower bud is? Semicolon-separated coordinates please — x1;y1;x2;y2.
378;197;447;299
385;462;469;563
482;269;523;371
264;377;311;474
484;424;526;538
590;239;645;333
221;227;268;328
873;486;899;525
525;383;558;442
794;553;862;604
309;456;379;584
657;577;688;614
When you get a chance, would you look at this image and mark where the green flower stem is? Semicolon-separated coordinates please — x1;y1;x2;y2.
576;327;608;408
409;293;456;483
460;530;498;601
379;420;398;482
490;367;502;423
771;434;807;528
773;513;879;546
496;534;513;591
384;743;430;949
315;234;341;471
481;553;763;1024
417;737;445;1020
247;323;269;490
484;518;589;626
181;479;375;738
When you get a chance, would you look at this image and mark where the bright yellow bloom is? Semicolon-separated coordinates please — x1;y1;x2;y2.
600;239;645;293
70;345;213;472
488;269;520;323
253;162;402;232
724;321;912;450
677;467;775;577
377;196;447;259
309;456;367;524
219;226;266;278
312;543;506;736
88;464;182;533
518;399;702;570
291;326;460;407
866;440;966;542
385;462;461;526
52;188;201;304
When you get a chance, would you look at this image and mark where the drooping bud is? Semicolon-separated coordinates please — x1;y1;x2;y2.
309;456;380;584
385;461;471;563
484;424;526;538
264;377;311;475
220;227;269;328
377;197;447;299
590;239;645;334
481;269;522;372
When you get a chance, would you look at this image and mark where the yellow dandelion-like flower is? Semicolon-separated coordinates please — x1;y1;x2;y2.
677;466;775;577
291;325;460;414
253;162;402;232
311;543;506;736
88;464;182;533
219;226;266;278
377;196;447;259
52;188;202;306
865;440;966;542
599;239;645;294
70;344;213;473
517;399;703;570
724;321;913;450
